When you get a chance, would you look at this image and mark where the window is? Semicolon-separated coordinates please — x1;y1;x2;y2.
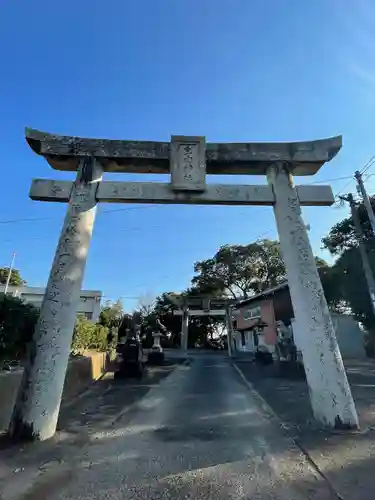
76;312;92;320
243;306;261;320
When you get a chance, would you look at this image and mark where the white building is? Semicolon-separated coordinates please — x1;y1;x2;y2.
0;285;102;322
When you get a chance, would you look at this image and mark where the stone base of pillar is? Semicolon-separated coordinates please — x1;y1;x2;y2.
148;350;165;365
148;332;165;365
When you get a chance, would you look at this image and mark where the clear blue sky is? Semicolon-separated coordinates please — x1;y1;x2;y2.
1;0;375;310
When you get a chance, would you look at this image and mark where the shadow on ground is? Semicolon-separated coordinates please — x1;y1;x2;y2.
0;359;185;483
235;356;375;500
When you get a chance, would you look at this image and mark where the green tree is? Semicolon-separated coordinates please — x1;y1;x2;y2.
191;239;286;299
99;299;124;329
318;263;346;313
322;197;375;255
136;293;156;317
146;290;227;348
0;268;26;287
322;198;375;352
0;295;38;358
71;317;109;352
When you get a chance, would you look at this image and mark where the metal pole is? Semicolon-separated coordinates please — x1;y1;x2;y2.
355;170;375;235
344;194;375;315
4;252;16;294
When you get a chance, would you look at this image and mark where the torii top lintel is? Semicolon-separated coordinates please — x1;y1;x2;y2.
25;128;342;176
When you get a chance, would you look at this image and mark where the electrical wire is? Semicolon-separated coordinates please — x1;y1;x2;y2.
333;158;375;202
306;175;353;185
0;204;161;226
0;173;367;227
1;172;364;300
360;156;375;176
99;228;276;299
0;206;274;246
334;178;356;199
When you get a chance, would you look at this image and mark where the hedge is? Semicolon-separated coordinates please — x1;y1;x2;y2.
0;294;39;358
71;317;109;352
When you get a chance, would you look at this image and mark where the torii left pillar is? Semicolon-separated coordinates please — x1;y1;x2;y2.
9;158;102;441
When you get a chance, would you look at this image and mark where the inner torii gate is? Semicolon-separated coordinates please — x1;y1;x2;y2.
10;129;358;441
172;297;235;356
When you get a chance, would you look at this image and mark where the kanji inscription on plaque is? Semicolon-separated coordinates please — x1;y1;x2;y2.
170;136;206;191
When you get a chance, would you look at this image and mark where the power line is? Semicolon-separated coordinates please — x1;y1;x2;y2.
360;156;375;176
0;216;52;225
334;178;356;200
97;228;276;298
0;173;366;227
331;155;375;201
0;206;274;246
306;175;353;185
0;204;161;226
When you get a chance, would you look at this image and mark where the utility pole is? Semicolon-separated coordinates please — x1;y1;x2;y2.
4;252;16;294
355;170;375;235
340;194;375;315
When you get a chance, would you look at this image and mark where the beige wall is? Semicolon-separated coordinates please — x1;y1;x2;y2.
0;285;102;322
0;351;107;432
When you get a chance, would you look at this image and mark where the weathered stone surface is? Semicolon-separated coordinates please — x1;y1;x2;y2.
296;184;334;206
181;309;189;354
174;310;226;316
29;179;335;206
10;158;103;441
170;136;206;191
29;179;72;202
226;307;234;358
26;128;342;176
267;162;358;429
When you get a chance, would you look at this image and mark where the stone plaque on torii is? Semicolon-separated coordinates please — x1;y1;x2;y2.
9;128;358;442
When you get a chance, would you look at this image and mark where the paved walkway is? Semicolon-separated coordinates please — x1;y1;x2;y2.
0;362;180;500
2;354;339;499
235;357;375;500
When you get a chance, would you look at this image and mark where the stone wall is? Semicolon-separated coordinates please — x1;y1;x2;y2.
0;351;107;432
331;313;366;359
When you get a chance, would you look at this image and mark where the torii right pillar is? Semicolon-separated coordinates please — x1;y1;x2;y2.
267;162;358;428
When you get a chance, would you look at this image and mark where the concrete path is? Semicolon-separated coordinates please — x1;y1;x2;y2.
13;355;337;499
234;357;375;500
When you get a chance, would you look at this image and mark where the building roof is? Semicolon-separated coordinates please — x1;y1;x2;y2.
0;285;102;296
234;282;289;309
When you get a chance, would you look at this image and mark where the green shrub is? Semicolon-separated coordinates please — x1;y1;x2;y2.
71;317;109;352
0;294;39;358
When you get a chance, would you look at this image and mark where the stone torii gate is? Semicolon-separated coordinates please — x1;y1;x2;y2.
173;297;235;356
10;129;358;441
